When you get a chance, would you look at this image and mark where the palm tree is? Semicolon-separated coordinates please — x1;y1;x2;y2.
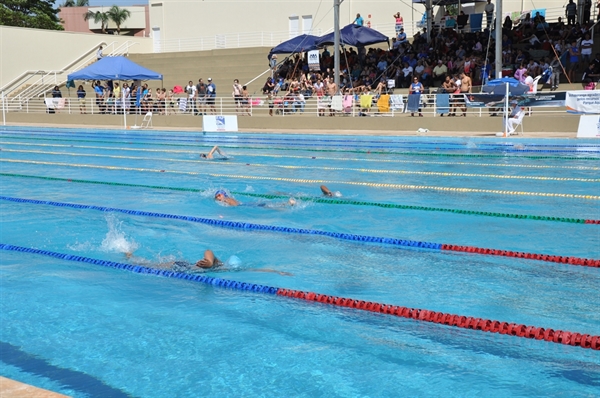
83;10;109;34
106;6;131;35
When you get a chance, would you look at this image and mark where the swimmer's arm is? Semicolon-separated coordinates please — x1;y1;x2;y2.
195;250;217;268
226;197;240;206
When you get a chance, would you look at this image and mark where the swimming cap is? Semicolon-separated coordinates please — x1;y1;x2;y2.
215;190;229;198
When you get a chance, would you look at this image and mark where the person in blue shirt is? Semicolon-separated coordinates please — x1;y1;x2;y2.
397;28;408;44
206;78;217;114
354;13;364;26
77;85;86;114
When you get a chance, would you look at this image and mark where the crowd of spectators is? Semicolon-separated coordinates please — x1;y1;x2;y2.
263;4;599;103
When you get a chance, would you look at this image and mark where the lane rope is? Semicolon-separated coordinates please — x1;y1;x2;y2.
2;141;600;171
2;173;598;224
1;195;598;267
2;126;600;148
2;159;599;200
1;134;598;161
4;148;598;183
1;243;597;350
3;130;600;153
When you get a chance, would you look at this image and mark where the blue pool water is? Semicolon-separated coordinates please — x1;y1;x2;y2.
0;126;599;397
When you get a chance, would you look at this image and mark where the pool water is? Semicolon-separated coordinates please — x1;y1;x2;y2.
0;126;599;397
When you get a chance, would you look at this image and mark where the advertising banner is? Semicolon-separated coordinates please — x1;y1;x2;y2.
576;115;600;138
464;92;566;108
308;50;320;71
202;115;238;132
566;91;600;114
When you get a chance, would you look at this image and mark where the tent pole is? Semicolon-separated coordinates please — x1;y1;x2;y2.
123;82;127;129
334;0;342;94
503;82;509;137
426;0;432;43
495;0;502;79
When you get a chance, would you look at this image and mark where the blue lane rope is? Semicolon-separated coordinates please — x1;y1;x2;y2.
1;131;599;153
0;243;279;294
1;127;599;148
0;195;443;251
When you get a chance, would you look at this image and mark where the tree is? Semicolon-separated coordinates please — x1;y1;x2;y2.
83;9;109;34
0;0;63;30
61;0;89;6
106;5;131;35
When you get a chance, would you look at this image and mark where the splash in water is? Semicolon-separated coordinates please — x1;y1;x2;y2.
465;140;477;149
100;214;139;254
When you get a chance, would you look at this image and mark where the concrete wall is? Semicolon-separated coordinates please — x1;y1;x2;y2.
0;26;153;88
148;0;567;43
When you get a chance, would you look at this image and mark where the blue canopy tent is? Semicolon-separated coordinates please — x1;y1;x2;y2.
482;77;529;95
268;34;320;57
315;24;389;47
67;56;163;81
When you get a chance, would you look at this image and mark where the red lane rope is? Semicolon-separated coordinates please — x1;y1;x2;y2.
276;289;600;350
440;244;600;267
585;220;600;224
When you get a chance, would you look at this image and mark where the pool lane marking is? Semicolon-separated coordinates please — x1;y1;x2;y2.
1;134;598;161
1;244;597;351
3;141;599;171
3;148;597;183
1;195;599;268
2;159;599;200
3;130;599;153
3;173;597;224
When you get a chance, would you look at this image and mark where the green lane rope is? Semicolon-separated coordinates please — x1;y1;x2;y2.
4;148;598;183
2;141;599;171
1;172;596;224
1;134;598;161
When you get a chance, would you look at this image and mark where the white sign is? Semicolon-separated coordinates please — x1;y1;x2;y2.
566;90;600;114
202;115;238;132
308;50;320;71
576;115;600;138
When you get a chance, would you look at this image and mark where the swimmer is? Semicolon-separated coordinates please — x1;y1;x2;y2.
125;249;292;275
320;185;333;196
320;185;341;197
215;190;240;206
215;189;295;208
200;145;228;160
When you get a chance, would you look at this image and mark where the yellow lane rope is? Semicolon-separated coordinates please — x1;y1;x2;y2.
2;141;598;171
2;149;598;183
2;158;599;200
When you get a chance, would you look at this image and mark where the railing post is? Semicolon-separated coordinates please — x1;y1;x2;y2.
220;98;223;115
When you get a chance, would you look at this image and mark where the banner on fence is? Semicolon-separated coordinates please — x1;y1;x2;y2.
566;90;600;114
464;92;566;108
308;50;320;71
576;115;600;138
202;115;238;132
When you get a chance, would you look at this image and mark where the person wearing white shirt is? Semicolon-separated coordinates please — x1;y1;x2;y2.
580;33;594;64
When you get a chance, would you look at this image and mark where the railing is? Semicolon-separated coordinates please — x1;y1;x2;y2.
1;93;570;120
2;41;139;108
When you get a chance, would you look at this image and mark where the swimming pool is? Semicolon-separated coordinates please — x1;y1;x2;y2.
0;126;599;397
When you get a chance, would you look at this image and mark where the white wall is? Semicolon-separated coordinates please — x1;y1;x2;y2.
0;26;152;88
149;0;568;43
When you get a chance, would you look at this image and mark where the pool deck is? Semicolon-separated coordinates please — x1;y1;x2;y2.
1;111;584;139
0;377;70;398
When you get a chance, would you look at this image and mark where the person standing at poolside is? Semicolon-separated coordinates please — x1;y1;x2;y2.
206;78;217;115
458;72;472;117
77;85;86;114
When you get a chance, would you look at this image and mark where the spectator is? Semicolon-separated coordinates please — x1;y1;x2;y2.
433;60;448;85
51;85;62;98
196;78;207;116
549;55;563;91
77;85;86;114
568;40;581;82
394;12;404;36
232;78;243;114
293;92;306;113
241;85;251;116
566;0;577;26
96;46;103;60
485;0;494;29
514;64;527;83
354;13;364;26
397;28;408;44
206;77;217;115
580;33;593;66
